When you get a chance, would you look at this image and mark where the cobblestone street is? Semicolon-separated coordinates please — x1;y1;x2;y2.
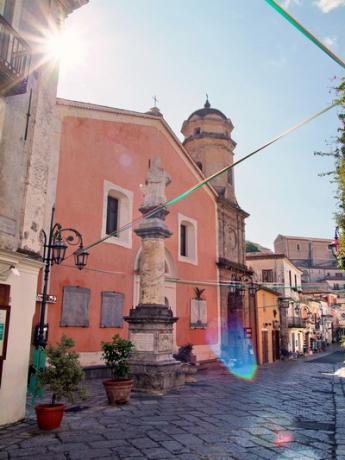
1;347;345;460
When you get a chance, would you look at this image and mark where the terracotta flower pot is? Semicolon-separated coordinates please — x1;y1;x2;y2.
181;363;198;383
103;378;133;405
35;403;65;430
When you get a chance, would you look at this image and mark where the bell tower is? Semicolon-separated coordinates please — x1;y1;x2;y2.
181;97;237;203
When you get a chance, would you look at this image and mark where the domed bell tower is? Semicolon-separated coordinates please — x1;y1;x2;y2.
182;99;253;357
181;97;237;203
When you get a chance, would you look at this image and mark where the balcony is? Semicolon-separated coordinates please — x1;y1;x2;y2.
0;15;30;96
288;318;306;328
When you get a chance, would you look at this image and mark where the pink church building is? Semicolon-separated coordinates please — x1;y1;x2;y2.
39;99;221;366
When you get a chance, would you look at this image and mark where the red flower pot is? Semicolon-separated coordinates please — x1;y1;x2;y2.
35;404;65;430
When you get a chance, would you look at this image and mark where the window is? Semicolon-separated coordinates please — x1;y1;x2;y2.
180;224;187;257
294;274;297;288
297;244;300;251
227;169;233;185
106;196;118;235
289;270;292;287
194;127;201;135
262;269;273;283
178;214;197;264
102;180;133;249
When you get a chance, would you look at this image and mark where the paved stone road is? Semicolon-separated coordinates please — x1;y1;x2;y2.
1;347;345;460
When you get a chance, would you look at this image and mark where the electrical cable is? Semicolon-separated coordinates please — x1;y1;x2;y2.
78;101;337;256
265;0;345;70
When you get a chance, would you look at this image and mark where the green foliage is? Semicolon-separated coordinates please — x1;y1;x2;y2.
341;336;345;349
101;334;135;380
246;241;259;253
37;335;86;405
333;78;345;269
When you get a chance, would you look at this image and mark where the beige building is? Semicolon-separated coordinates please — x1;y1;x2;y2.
0;0;88;426
255;288;280;365
274;234;338;286
246;253;303;356
182;99;253;356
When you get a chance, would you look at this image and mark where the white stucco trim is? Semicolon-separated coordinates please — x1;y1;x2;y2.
101;180;133;249
177;213;198;266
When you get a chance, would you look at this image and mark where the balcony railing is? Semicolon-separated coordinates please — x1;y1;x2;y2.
0;15;30;96
288;318;306;328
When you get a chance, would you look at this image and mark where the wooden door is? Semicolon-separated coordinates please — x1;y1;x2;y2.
272;330;280;361
0;284;10;305
262;330;269;364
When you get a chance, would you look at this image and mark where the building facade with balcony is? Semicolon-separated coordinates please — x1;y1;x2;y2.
0;0;88;427
246;253;304;356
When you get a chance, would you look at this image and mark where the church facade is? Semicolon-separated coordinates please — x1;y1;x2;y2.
34;97;254;367
41;99;220;366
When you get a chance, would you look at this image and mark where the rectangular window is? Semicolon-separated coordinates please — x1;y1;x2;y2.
106;196;118;235
227;169;233;185
180;224;187;257
262;269;273;283
289;270;292;287
294;274;297;288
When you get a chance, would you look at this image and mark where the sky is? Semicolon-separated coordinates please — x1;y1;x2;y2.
57;0;345;249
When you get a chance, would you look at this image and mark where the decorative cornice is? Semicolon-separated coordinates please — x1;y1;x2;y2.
58;0;89;16
217;257;252;275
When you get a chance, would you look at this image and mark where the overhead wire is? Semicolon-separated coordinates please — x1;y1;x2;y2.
76;101;337;256
265;0;345;70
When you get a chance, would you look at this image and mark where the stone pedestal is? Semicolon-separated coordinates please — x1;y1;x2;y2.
125;157;184;393
125;306;184;393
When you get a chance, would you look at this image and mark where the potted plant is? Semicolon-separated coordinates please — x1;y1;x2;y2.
173;343;198;383
35;335;86;430
101;334;135;405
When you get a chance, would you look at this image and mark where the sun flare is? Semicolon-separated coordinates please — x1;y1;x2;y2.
43;27;85;71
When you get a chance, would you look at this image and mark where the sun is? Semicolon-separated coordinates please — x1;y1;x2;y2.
43;27;85;71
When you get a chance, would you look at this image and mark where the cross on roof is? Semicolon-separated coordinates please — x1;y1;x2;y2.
152;95;158;107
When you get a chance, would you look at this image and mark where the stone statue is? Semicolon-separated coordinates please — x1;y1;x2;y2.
141;157;171;209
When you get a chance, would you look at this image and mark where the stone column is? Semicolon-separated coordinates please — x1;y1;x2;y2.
125;157;184;393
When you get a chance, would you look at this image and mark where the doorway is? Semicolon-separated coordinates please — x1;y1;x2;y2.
262;330;269;364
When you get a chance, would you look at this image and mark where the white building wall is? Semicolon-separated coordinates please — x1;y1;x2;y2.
0;251;41;426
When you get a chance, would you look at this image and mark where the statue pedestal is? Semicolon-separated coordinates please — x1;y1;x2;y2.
125;305;185;394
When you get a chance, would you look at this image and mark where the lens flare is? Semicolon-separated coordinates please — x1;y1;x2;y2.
40;26;86;74
274;430;294;447
219;319;257;380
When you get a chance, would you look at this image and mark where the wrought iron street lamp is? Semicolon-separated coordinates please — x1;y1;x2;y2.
248;283;258;297
37;207;89;348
